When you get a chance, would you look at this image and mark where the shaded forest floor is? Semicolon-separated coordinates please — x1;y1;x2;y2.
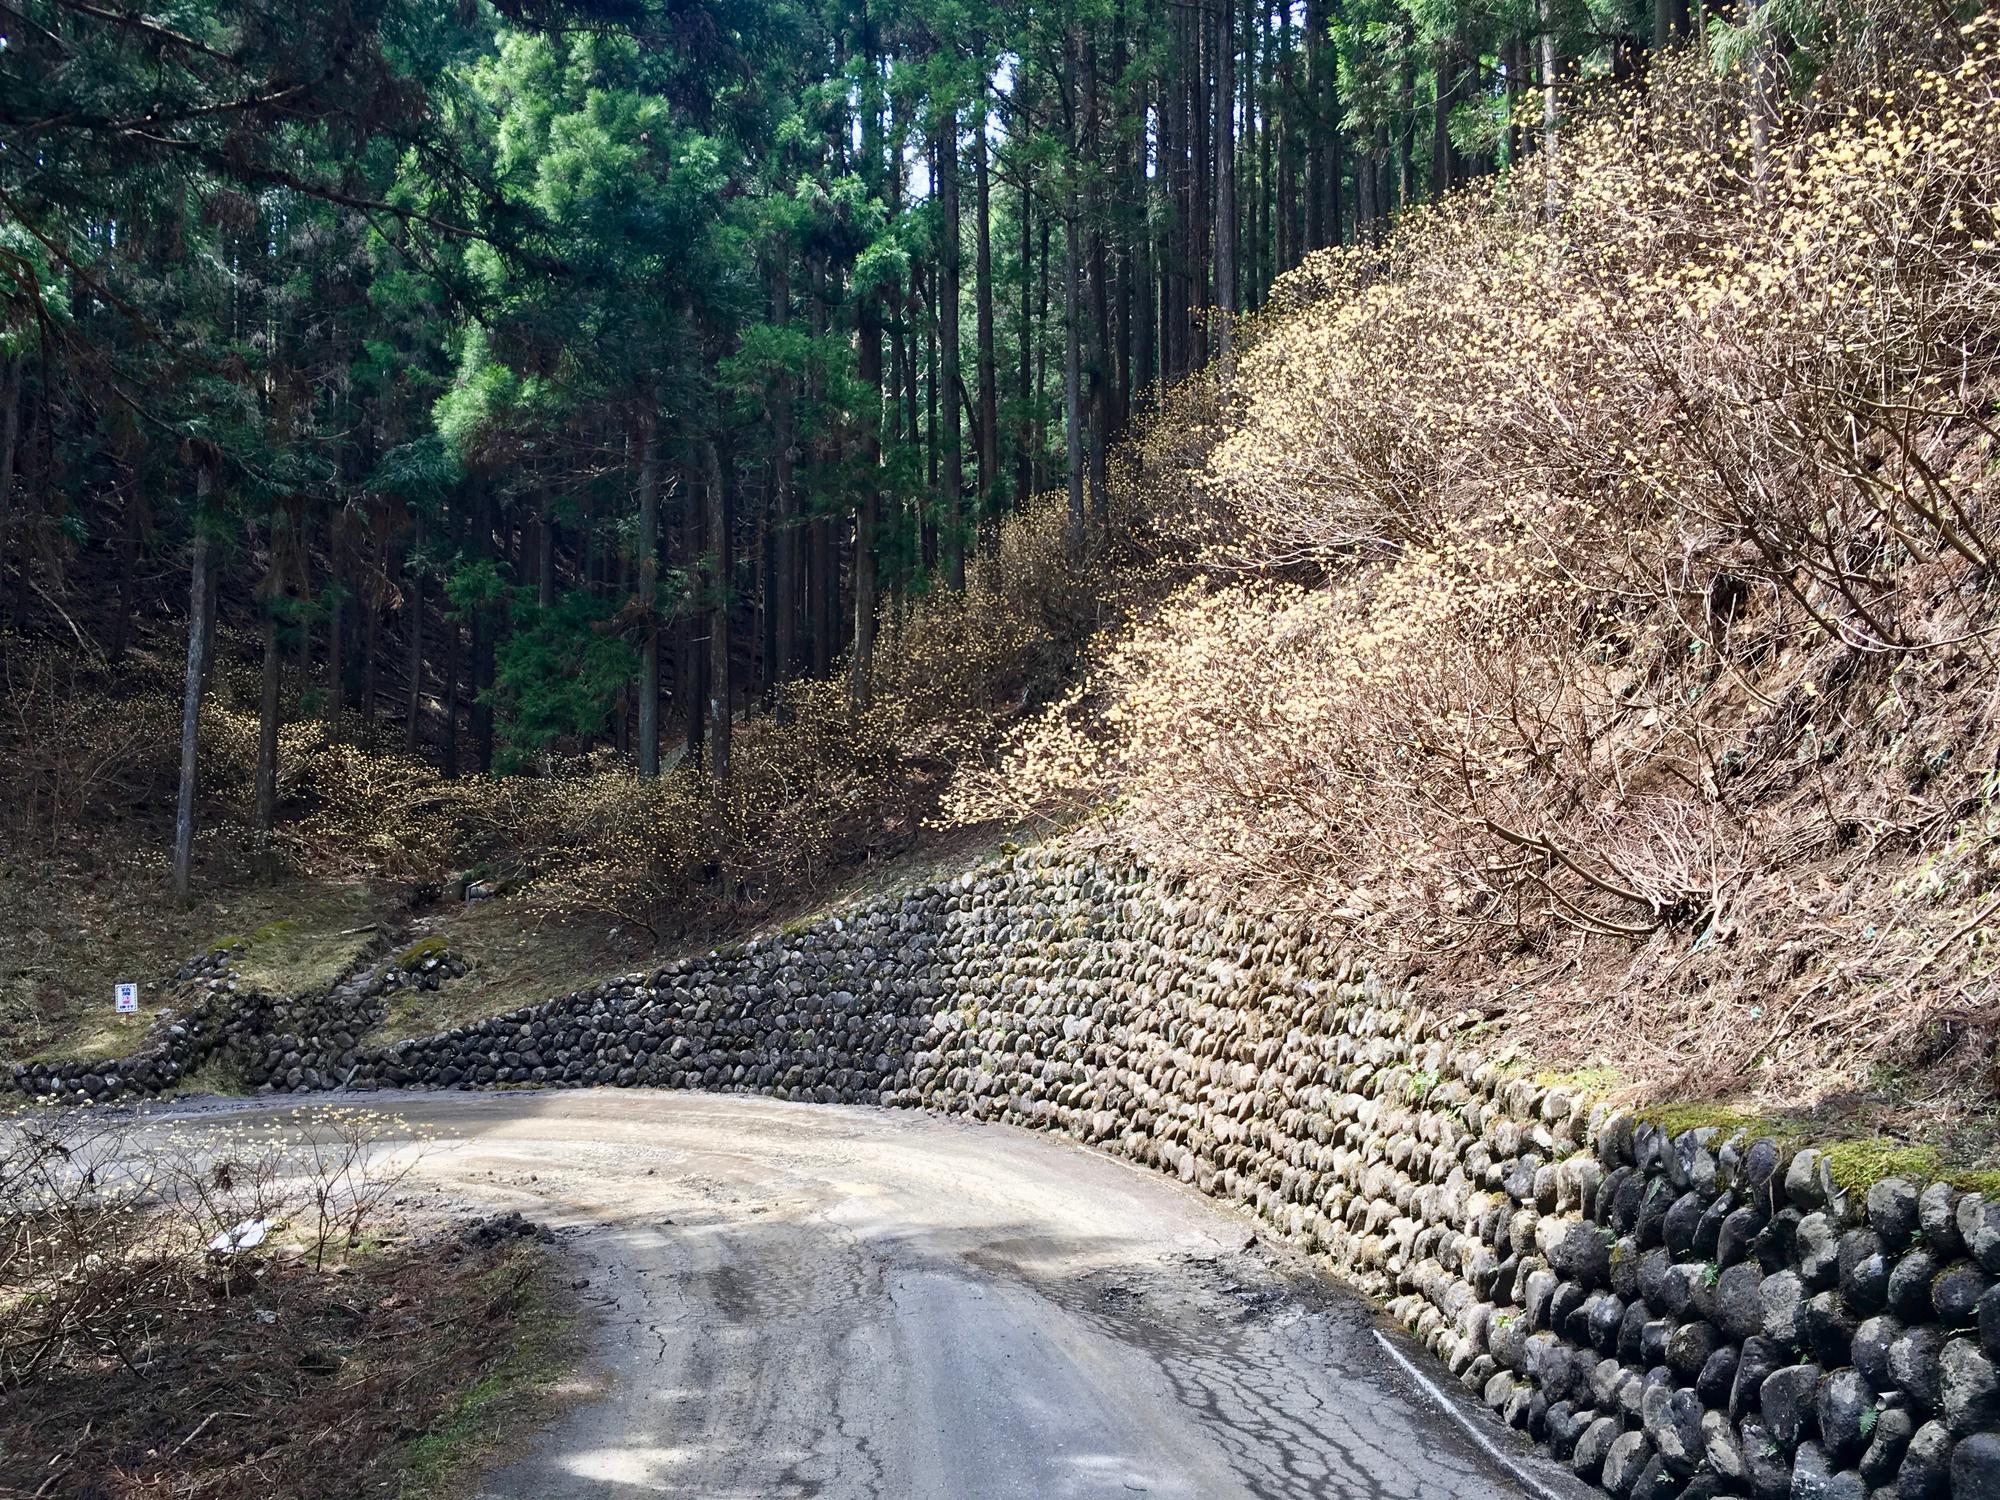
0;839;389;1065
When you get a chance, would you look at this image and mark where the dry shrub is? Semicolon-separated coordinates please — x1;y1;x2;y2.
949;18;2000;1111
505;480;1180;934
0;1106;423;1386
0;640;179;854
136;467;1189;942
0;1108;550;1500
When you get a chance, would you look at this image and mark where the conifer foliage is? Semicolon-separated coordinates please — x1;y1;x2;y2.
3;0;1655;900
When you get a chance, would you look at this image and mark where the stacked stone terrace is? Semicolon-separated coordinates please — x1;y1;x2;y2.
14;851;1999;1497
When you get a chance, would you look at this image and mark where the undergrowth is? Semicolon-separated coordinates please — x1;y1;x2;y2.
946;14;2000;1122
0;1108;574;1499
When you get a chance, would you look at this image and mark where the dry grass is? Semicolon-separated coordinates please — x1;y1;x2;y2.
0;848;393;1064
0;1108;581;1500
364;818;1034;1046
223;904;387;1004
0;1225;572;1500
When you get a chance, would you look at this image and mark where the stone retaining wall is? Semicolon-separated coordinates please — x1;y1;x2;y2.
361;852;2000;1499
9;938;467;1100
8;947;242;1102
14;851;2000;1497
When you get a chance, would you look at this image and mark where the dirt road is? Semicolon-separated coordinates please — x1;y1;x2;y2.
195;1090;1587;1500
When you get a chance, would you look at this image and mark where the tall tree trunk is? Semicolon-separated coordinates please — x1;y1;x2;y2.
254;591;282;838
1191;1;1211;369
1259;1;1277;290
1356;129;1376;242
806;248;836;673
1434;34;1465;197
938;102;966;590
1503;34;1524;168
636;404;662;777
172;469;214;905
800;516;824;680
1373;120;1391;240
0;357;19;625
294;518;314;707
404;561;424;754
1215;0;1237;367
901;283;921;487
923;258;939;572
973;94;999;529
198;540;220;693
617;542;633;759
1016;168;1036;511
853;256;883;709
361;521;384;734
470;490;495;773
1305;0;1328;247
772;257;797;685
1241;0;1259;309
1109;18;1132;429
1319;2;1347;245
1655;0;1688;48
757;467;776;695
1083;36;1111;525
1540;0;1560;220
112;480;137;662
1064;194;1086;562
441;590;460;780
884;78;912;596
1112;198;1130;433
1277;0;1299;275
680;458;707;765
1064;33;1088;563
705;435;732;783
1132;99;1156;413
1398;54;1417;209
1035;217;1051;493
326;525;347;733
1163;16;1185;381
1432;44;1452;198
537;489;557;608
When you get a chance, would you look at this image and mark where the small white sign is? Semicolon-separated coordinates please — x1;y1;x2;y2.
115;982;139;1014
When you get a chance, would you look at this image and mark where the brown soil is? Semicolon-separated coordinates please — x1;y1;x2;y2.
0;838;393;1065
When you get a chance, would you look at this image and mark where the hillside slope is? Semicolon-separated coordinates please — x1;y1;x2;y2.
947;25;2000;1138
9;13;1998;1161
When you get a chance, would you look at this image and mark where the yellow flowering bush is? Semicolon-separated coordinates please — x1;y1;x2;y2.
950;19;2000;1108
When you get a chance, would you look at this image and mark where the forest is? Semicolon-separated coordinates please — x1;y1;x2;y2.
5;0;2000;1123
10;5;2000;1493
3;0;1685;883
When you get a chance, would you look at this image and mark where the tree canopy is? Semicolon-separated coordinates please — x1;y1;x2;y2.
1;0;1729;897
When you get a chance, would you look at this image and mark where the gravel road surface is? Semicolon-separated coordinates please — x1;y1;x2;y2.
178;1090;1588;1500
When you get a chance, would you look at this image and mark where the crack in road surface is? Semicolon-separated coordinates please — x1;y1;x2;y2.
181;1090;1588;1500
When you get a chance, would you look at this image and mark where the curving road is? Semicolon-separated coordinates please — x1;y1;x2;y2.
191;1091;1588;1500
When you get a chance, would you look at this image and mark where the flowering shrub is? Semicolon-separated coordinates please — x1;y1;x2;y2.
948;20;2000;1108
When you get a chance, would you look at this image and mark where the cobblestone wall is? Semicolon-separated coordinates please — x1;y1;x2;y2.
14;851;1998;1497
